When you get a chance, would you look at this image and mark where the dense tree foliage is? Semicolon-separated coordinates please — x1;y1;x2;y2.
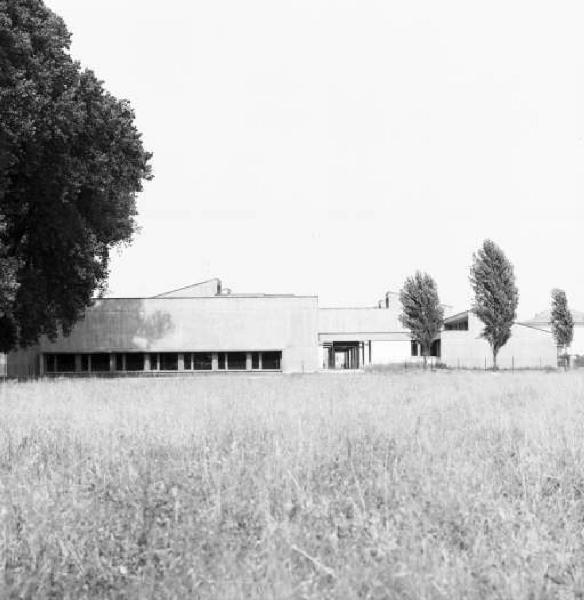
399;271;444;368
551;288;573;367
469;240;518;369
0;0;152;351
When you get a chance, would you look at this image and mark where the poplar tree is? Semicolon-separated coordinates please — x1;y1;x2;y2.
551;288;573;368
399;271;444;368
469;240;518;369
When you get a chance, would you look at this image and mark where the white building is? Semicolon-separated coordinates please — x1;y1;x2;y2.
7;278;558;377
523;308;584;360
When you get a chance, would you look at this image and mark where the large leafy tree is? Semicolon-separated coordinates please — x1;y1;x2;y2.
469;240;518;369
0;0;152;351
550;288;573;368
399;271;444;368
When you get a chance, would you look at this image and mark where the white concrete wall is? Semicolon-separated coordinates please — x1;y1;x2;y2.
370;340;414;365
568;326;584;355
319;306;404;338
8;296;319;376
519;320;584;357
441;313;557;369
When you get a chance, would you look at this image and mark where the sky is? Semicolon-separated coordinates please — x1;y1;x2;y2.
45;0;584;318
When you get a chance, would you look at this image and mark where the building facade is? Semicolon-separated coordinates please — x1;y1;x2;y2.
524;308;584;358
6;278;559;377
441;311;557;369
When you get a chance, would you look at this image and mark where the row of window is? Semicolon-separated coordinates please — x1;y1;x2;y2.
444;317;469;331
44;351;282;373
410;340;441;358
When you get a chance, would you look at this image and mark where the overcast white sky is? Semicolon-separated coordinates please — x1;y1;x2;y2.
46;0;584;318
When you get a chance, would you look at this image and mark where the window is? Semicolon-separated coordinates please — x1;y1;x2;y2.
251;352;260;370
193;353;212;370
184;353;192;370
261;352;281;370
115;353;124;371
410;341;440;358
91;353;111;372
81;355;89;372
227;352;246;370
150;353;159;370
159;353;178;370
444;317;469;331
45;354;56;373
125;353;144;371
45;354;75;373
59;354;76;372
218;353;226;370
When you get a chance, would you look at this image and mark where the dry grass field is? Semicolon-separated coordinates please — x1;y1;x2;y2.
2;371;584;599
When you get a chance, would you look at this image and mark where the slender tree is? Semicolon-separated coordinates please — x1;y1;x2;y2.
399;271;444;368
469;240;518;369
0;0;152;351
550;288;573;369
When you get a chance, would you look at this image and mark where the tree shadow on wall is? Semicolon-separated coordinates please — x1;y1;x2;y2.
82;299;176;351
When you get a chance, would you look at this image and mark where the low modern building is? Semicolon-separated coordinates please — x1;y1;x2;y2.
6;278;559;377
522;308;584;364
525;309;584;352
441;311;557;369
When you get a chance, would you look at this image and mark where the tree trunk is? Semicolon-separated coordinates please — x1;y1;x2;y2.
492;348;498;370
422;353;428;369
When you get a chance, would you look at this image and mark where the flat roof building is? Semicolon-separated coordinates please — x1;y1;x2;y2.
6;278;559;377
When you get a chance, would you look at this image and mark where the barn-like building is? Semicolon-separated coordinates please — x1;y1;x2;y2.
6;278;558;377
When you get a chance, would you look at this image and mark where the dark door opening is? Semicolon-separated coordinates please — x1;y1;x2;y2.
323;341;362;370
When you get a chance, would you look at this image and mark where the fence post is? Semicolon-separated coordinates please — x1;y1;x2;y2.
512;356;514;372
484;357;487;371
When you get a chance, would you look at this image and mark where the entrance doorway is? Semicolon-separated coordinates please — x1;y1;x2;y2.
322;341;362;370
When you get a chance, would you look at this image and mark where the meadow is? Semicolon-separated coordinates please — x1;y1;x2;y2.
2;371;584;599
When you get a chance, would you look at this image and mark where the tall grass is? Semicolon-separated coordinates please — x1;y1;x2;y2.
2;372;584;598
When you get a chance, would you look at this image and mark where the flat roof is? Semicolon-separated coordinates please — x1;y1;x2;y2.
96;294;318;301
319;306;385;310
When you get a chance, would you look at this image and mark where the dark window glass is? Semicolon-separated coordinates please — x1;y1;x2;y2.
410;341;418;357
193;353;212;370
251;352;260;369
81;355;89;371
91;353;111;372
159;353;178;370
218;353;225;370
444;318;468;331
115;353;124;371
261;352;281;370
431;339;441;358
184;353;192;370
55;354;75;372
227;352;247;370
45;354;56;373
150;353;158;370
126;353;144;371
